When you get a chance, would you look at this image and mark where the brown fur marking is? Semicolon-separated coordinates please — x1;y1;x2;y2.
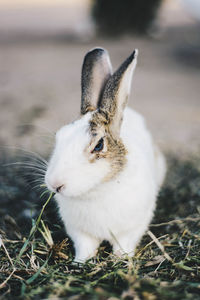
88;111;127;181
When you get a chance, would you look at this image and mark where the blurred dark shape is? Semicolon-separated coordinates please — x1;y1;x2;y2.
0;153;65;241
92;0;162;35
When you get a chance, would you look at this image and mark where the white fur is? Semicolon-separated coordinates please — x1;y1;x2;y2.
45;107;166;262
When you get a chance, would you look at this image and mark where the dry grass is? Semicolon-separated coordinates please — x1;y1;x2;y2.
0;154;200;299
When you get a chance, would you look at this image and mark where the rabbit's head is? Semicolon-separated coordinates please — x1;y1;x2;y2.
45;48;138;197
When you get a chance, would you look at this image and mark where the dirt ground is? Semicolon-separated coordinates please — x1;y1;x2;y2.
0;2;200;158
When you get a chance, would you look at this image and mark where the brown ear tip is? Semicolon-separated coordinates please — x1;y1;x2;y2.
131;49;139;60
134;49;139;57
89;47;106;52
86;47;107;59
120;49;138;70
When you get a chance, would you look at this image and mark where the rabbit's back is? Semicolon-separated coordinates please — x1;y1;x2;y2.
122;106;166;188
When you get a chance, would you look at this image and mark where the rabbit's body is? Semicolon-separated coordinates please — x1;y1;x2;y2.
45;48;166;262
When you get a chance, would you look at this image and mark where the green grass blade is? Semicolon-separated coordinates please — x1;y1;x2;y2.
17;192;54;261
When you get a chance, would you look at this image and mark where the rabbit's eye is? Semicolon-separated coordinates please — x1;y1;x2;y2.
92;138;104;153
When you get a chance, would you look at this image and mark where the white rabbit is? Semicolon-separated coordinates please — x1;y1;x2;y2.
45;48;166;262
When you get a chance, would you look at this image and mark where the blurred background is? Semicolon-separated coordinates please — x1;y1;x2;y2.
0;0;200;157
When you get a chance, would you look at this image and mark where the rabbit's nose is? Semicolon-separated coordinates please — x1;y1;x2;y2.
56;184;64;193
45;175;65;193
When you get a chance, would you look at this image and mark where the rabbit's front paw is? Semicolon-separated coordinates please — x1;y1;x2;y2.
72;232;99;263
112;235;137;258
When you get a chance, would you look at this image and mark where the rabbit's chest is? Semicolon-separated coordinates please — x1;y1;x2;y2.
57;186;150;240
61;197;127;239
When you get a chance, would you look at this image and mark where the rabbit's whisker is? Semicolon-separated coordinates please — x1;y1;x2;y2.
0;146;48;166
29;178;45;186
4;162;47;172
16;123;56;137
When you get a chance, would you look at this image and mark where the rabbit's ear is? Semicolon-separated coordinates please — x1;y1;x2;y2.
99;50;138;138
81;48;112;115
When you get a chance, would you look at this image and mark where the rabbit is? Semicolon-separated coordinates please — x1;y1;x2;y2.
45;47;166;263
